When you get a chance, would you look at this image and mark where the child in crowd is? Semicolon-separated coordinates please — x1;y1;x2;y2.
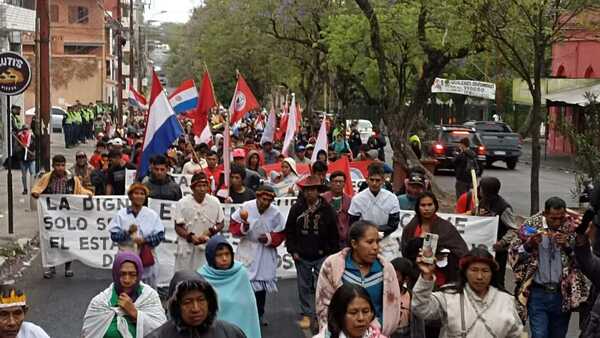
390;257;425;338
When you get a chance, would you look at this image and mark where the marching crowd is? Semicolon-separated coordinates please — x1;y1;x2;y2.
1;103;599;338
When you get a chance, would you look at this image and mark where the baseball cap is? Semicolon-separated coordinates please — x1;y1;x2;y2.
75;151;87;158
232;148;246;158
295;145;306;152
407;172;426;186
108;138;124;146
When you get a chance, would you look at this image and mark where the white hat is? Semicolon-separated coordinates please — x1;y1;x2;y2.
108;138;124;146
282;157;297;176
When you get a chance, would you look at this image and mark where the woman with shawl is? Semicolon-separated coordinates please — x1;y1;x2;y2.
81;252;166;338
198;235;261;338
269;157;299;197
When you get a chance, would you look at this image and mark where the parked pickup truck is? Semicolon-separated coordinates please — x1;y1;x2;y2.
463;121;522;170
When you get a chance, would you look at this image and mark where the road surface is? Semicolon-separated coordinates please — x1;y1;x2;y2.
6;137;583;337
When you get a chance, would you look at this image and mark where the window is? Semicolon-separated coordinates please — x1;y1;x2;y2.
68;6;89;24
50;5;59;23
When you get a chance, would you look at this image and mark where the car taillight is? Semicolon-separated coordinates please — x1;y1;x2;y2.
434;144;444;153
478;145;486;155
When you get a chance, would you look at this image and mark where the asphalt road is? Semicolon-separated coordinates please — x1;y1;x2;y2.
21;257;306;338
433;163;578;216
9;136;583;338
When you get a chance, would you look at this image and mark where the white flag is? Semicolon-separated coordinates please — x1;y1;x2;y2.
311;116;328;163
260;104;277;145
195;124;213;146
282;94;297;157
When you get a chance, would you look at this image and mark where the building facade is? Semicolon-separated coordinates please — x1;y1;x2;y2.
547;9;600;155
22;0;110;111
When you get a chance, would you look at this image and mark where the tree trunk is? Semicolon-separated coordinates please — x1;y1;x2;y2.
530;46;544;214
385;108;448;198
530;100;541;214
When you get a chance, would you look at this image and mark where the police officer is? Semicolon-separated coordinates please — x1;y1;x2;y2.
64;106;74;148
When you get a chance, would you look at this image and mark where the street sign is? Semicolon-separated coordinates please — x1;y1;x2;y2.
432;77;496;100
0;52;32;235
0;52;31;95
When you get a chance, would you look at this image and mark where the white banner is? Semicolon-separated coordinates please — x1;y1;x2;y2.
431;77;496;100
38;195;497;287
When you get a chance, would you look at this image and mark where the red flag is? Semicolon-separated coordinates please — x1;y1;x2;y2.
229;75;259;124
275;112;288;141
328;155;355;196
191;71;217;135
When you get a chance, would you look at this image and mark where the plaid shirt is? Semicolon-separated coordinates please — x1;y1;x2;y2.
48;175;68;194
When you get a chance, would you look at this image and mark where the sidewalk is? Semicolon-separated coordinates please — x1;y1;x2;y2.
520;139;576;172
0;132;95;242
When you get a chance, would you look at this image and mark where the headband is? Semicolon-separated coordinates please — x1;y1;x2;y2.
256;190;276;199
0;289;26;309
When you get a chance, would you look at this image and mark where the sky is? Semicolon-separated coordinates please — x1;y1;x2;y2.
147;0;202;23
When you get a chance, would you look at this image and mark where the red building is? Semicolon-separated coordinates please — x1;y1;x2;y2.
547;9;600;155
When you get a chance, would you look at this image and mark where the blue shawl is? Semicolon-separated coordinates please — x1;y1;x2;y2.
199;236;261;338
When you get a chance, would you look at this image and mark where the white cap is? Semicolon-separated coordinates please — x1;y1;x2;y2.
108;138;124;146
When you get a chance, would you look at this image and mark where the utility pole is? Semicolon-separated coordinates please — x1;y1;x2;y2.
138;24;143;92
129;0;135;90
37;0;51;171
116;0;123;127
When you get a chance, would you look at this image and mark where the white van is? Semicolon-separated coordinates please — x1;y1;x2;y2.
346;119;373;144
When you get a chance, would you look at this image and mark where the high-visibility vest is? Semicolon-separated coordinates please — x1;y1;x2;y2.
65;111;73;124
11;114;23;130
74;110;82;124
83;109;91;122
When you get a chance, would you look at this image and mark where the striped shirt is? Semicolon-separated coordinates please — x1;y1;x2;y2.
343;253;384;322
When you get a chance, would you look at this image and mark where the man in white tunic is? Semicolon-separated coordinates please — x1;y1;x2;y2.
348;162;401;259
0;286;50;338
173;172;225;271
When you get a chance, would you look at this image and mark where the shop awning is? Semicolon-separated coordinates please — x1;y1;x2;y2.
546;83;600;106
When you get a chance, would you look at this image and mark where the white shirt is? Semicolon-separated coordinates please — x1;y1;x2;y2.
108;206;165;251
348;188;400;227
182;159;207;175
173;194;224;254
17;322;50;338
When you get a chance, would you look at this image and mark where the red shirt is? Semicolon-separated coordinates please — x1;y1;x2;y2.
89;153;102;169
455;192;476;214
204;167;223;193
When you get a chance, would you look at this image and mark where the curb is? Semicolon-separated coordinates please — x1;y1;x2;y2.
0;235;40;284
519;160;576;174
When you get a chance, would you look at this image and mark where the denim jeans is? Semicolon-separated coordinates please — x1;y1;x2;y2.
20;160;36;191
295;257;325;316
527;286;571;338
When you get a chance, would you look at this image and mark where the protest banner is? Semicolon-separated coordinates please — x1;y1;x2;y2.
431;77;496;100
38;195;497;287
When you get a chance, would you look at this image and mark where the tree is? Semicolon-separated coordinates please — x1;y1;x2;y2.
350;0;485;193
471;0;591;213
558;94;600;190
258;0;341;123
164;0;296;103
